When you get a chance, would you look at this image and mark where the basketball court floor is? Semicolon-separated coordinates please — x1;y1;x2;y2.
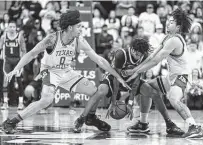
0;107;202;145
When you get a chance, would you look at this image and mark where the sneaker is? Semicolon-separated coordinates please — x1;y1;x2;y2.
17;103;24;110
1;103;9;110
85;114;111;132
127;120;150;133
2;119;17;134
166;122;185;135
182;125;203;138
73;116;85;133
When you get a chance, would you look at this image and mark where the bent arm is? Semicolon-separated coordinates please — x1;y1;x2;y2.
13;33;56;72
136;37;181;74
78;37;122;80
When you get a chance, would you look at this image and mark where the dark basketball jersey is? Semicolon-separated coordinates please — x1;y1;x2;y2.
4;33;20;58
112;47;147;80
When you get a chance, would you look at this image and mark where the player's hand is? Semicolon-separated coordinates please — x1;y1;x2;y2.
126;104;133;120
117;77;131;91
126;72;139;83
106;103;116;119
5;70;18;82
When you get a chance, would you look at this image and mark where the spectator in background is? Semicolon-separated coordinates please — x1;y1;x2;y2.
133;26;148;41
190;1;202;14
8;1;22;22
47;19;60;34
115;1;136;18
186;69;203;109
55;10;61;20
39;1;56;33
20;9;32;26
93;8;105;35
27;0;42;20
149;23;165;49
96;24;113;61
60;0;69;13
121;16;136;36
121;7;138;29
157;0;172;15
139;3;161;37
0;45;3;104
0;13;10;35
195;7;203;27
157;6;168;31
105;10;120;41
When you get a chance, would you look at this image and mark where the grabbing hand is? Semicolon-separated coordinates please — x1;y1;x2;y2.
126;104;133;120
117;77;131;91
106;103;116;119
5;70;18;83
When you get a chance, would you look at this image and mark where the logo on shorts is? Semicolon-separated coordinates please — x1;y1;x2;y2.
83;80;89;86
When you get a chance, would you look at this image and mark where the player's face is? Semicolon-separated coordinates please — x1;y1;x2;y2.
131;48;143;60
166;16;179;34
72;22;82;37
8;23;16;33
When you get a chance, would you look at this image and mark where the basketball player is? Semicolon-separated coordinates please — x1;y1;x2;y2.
2;10;129;134
126;9;203;138
74;38;184;136
0;21;26;110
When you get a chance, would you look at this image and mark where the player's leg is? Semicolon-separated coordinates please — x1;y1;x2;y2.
168;76;203;138
1;59;12;110
72;76;112;133
16;76;24;110
2;70;56;134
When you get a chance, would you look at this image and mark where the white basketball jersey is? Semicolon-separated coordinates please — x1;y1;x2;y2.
41;31;77;72
163;34;190;82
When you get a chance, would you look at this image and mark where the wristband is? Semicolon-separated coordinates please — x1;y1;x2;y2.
128;100;133;106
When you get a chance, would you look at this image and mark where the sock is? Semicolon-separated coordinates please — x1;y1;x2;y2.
19;97;23;104
4;97;8;103
186;117;196;126
10;114;23;124
140;112;148;123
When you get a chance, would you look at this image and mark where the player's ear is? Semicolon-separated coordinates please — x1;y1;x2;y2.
68;25;72;31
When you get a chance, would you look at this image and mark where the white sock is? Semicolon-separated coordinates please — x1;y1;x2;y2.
19;97;23;104
140;112;148;123
4;97;8;103
185;117;196;126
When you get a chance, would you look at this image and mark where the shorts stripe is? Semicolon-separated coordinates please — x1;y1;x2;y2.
159;77;166;94
157;77;166;94
69;77;84;92
106;76;113;96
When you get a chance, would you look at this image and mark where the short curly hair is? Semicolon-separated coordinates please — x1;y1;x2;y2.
130;38;150;55
59;9;81;30
171;8;192;34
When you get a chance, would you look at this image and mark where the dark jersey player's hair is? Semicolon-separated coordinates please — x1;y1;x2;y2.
171;8;192;34
130;38;150;55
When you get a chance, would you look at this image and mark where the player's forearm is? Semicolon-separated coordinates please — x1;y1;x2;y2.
137;59;158;73
13;52;35;71
112;77;119;105
98;57;122;80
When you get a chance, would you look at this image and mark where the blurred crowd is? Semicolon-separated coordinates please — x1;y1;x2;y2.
0;0;203;109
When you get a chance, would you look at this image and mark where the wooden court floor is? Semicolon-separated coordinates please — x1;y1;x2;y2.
0;107;203;145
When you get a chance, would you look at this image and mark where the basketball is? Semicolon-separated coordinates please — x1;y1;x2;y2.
110;101;128;120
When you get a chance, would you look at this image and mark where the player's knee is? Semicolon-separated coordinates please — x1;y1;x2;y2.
97;84;109;96
140;82;159;98
40;85;55;107
24;85;35;99
168;86;183;103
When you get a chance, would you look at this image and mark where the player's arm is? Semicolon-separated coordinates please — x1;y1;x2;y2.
12;33;56;72
19;32;26;57
137;37;181;73
78;37;125;83
0;35;4;59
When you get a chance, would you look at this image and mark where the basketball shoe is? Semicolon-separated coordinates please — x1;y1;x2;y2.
182;125;203;138
127;120;150;133
166;121;185;135
85;114;111;131
2;119;17;134
73;115;85;133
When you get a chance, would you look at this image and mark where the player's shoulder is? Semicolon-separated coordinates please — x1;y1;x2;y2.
115;48;126;58
42;32;57;46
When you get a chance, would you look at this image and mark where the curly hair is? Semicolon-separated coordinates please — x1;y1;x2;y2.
130;38;150;55
171;8;192;34
59;9;81;30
